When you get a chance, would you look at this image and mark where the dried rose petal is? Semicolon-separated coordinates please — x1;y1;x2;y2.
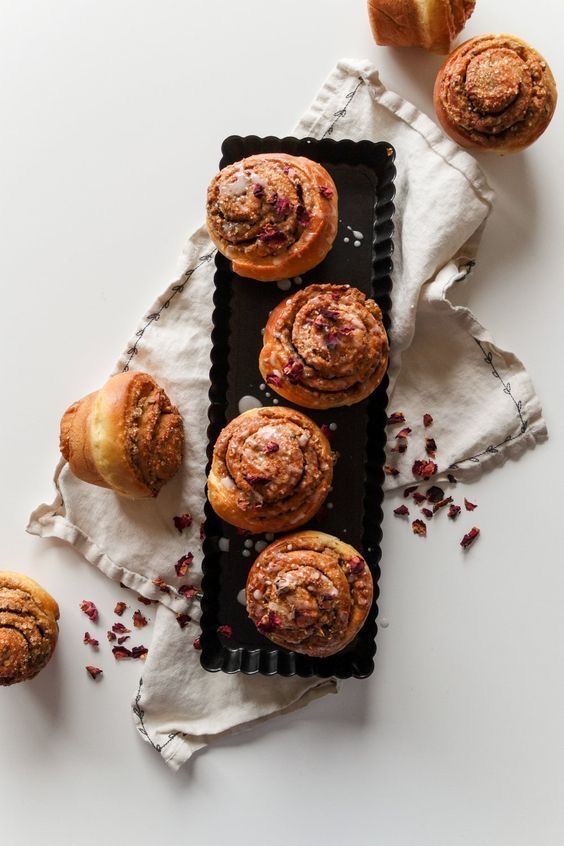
266;372;283;387
176;613;191;629
245;473;270;485
117;635;130;645
384;465;400;477
264;441;279;454
217;625;233;638
426;485;445;504
259;224;287;244
112;622;130;634
152;577;170;594
412;460;438;480
447;474;458;485
114;601;127;617
391;441;407;454
348;556;365;575
133;610;148;629
131;646;148;660
83;632;99;648
86;666;103;680
425;438;437;457
283;359;304;383
275;196;292;217
137;595;153;606
257;611;282;634
106;630;117;642
253;182;264;197
112;645;132;660
320;423;334;441
448;504;461;520
464;498;478;511
396;427;412;439
423;414;433;427
432;496;453;514
178;584;198;600
80;600;99;623
412;519;427;537
387;412;406;425
421;508;433;520
173;512;193;533
175;552;194;577
461;527;480;549
296;205;311;226
193;636;202;651
404;485;418;498
319;185;334;199
394;504;410;517
413;492;427;505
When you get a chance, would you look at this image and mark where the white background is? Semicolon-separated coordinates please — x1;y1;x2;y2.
1;1;563;844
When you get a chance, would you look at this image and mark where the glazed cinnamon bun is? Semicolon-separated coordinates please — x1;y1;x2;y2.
434;35;557;153
206;153;338;282
368;0;476;54
207;407;333;533
259;284;388;409
246;531;373;657
60;371;184;498
0;572;59;686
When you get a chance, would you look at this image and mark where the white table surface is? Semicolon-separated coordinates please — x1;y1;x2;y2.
1;2;563;844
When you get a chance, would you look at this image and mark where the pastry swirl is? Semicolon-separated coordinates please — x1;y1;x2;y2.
434;35;557;153
207;407;333;533
60;371;184;498
259;284;388;409
0;572;59;686
368;0;476;54
206;153;338;282
246;531;373;657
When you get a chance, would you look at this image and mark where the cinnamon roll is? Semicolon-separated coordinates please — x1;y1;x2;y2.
259;284;388;409
246;531;373;657
207;407;333;533
60;371;184;498
368;0;476;54
434;35;557;153
0;572;59;686
206;153;338;282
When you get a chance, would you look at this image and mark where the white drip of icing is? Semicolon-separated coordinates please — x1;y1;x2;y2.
221;476;236;490
218;537;230;552
277;279;292;291
254;540;268;553
238;395;262;414
237;588;247;606
347;226;364;240
222;168;248;197
244;539;253;549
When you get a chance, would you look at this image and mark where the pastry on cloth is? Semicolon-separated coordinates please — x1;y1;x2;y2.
246;531;373;657
434;34;557;153
206;153;338;282
207;407;333;533
60;371;184;498
367;0;476;54
259;283;389;409
0;572;59;686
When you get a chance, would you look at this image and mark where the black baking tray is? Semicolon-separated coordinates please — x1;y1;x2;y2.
200;135;395;678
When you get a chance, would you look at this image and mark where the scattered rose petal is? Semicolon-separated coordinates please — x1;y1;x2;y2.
80;600;98;623
112;622;130;634
266;372;283;387
217;625;233;638
275;196;292;216
394;505;409;517
391;441;407;454
176;613;191;629
257;611;282;634
448;504;462;520
348;556;365;575
193;637;202;651
83;632;99;648
412;460;438;480
264;441;279;454
447;474;458;485
412;519;427;537
426;485;445;504
178;584;198;600
152;577;170;594
137;595;153;606
259;224;287;244
117;635;130;645
319;185;334;199
384;465;400;477
133;610;148;629
283;359;304;383
131;646;148;660
423;414;433;427
114;601;127;617
173;512;193;533
320;423;335;441
387;412;406;425
396;427;412;439
245;473;270;485
112;645;132;660
86;666;103;680
413;492;427;505
425;438;437;457
464;498;478;511
253;182;264;197
404;485;418;498
433;496;453;514
461;527;480;549
106;631;116;642
421;508;433;520
175;552;194;577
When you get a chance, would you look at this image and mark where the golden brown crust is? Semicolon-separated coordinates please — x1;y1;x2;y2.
434;34;558;153
259;284;389;409
60;372;184;498
246;531;373;657
206;153;338;282
207;407;333;533
0;572;59;686
368;0;476;54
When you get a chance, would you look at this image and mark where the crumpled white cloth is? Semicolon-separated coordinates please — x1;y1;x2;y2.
28;58;546;771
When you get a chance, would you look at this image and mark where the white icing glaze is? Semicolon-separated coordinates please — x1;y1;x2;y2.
238;395;262;414
218;537;230;552
221;476;236;490
329;422;338;431
237;588;246;606
253;588;263;601
222;168;248;197
347;226;364;240
343;237;350;244
298;432;310;447
354;240;361;248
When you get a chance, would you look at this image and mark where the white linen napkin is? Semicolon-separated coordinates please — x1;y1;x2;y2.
28;59;547;772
